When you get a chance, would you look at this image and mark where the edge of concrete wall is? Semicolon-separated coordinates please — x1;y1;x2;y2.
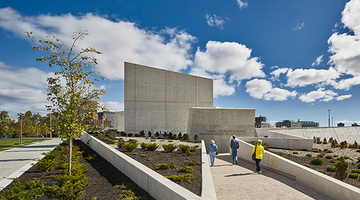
237;139;360;200
81;132;217;200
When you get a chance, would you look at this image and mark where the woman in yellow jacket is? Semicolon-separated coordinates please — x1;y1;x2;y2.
252;139;265;173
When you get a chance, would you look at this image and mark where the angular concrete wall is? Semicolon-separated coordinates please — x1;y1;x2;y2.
236;139;360;200
188;107;255;153
257;127;360;144
125;62;213;134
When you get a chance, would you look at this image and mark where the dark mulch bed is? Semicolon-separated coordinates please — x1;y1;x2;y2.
275;154;360;189
117;147;202;196
1;140;155;200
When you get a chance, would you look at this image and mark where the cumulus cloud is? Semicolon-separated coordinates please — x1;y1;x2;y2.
191;41;265;97
0;63;52;117
286;68;340;87
336;94;352;101
299;88;338;103
293;22;305;30
236;0;248;9
328;0;360;77
245;79;297;101
270;67;289;81
0;7;197;81
102;101;124;111
205;14;225;30
312;55;323;66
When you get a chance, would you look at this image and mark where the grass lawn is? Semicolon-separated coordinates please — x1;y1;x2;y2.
0;138;48;149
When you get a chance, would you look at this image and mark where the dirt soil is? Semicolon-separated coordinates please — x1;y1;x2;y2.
269;143;360;189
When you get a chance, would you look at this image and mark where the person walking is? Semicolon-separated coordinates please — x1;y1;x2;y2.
208;140;218;167
230;135;240;165
252;139;265;173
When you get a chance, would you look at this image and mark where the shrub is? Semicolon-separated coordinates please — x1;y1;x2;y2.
125;142;138;152
134;134;140;137
317;169;327;174
115;183;148;200
84;153;97;161
325;155;333;159
127;133;133;137
36;158;56;172
148;158;153;161
323;148;329;152
354;141;358;149
168;140;173;142
178;132;182;139
172;134;177;140
133;152;138;155
278;152;284;156
183;134;190;140
186;140;192;143
323;138;327;144
344;156;350;159
150;139;156;142
293;151;298;154
117;140;125;148
154;132;160;137
330;159;337;163
333;155;339;157
316;140;322;144
140;142;147;150
0;179;45;199
340;141;348;149
310;158;324;165
356;149;360;152
327;166;336;172
179;145;190;153
163;132;168;138
194;140;201;143
139;130;145;137
284;154;292;160
303;164;311;168
349;144;354;148
318;153;325;158
348;173;359;179
146;143;159;151
326;149;333;153
148;131;152;137
179;166;194;173
194;134;199;141
306;154;312;157
184;160;202;166
358;163;360;169
312;148;321;152
329;137;334;143
262;142;270;150
153;162;176;170
334;157;349;181
120;132;126;136
162;144;177;152
351;169;360;174
140;154;146;157
168;132;173;139
165;174;193;185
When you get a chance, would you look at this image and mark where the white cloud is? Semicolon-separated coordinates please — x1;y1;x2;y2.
236;0;248;9
312;55;323;66
330;76;360;90
336;94;352;101
299;88;338;103
191;41;265;97
286;68;339;87
245;79;297;101
270;67;289;81
328;0;360;78
0;7;197;81
205;14;225;30
293;22;305;30
102;101;124;111
194;41;265;82
0;63;52;118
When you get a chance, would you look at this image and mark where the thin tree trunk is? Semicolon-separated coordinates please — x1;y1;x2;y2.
69;138;72;175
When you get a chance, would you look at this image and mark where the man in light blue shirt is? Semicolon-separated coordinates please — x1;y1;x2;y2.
230;135;240;165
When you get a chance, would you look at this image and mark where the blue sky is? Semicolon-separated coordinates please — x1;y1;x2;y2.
1;0;359;127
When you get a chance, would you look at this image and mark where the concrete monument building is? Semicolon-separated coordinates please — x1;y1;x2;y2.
124;62;213;134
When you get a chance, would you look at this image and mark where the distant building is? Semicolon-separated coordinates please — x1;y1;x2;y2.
299;120;319;128
338;122;345;127
275;119;319;128
255;116;269;128
90;111;111;128
102;111;124;131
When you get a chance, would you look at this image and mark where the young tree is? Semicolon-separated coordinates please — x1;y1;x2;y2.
27;30;106;175
0;110;10;146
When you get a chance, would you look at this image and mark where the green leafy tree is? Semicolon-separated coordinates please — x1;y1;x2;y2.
0;110;10;146
27;30;106;175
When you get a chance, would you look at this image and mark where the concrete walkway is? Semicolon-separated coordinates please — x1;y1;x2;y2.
0;138;62;191
210;153;333;200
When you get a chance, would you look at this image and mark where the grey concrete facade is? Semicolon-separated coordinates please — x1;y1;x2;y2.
257;127;360;144
103;111;124;131
124;62;213;134
187;107;255;153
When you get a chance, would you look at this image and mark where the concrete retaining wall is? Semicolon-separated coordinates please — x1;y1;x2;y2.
237;139;360;200
80;132;216;200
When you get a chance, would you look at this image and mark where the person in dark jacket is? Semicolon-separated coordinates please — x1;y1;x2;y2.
230;135;240;165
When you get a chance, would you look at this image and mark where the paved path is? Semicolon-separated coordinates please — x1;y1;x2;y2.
0;138;62;191
210;153;333;200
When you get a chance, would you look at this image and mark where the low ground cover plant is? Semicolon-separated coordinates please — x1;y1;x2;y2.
310;158;324;165
153;162;176;170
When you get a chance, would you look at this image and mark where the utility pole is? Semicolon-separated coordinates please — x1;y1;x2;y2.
328;109;330;127
20;118;23;145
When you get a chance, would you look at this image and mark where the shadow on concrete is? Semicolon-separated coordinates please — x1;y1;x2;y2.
215;154;333;200
0;158;34;162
